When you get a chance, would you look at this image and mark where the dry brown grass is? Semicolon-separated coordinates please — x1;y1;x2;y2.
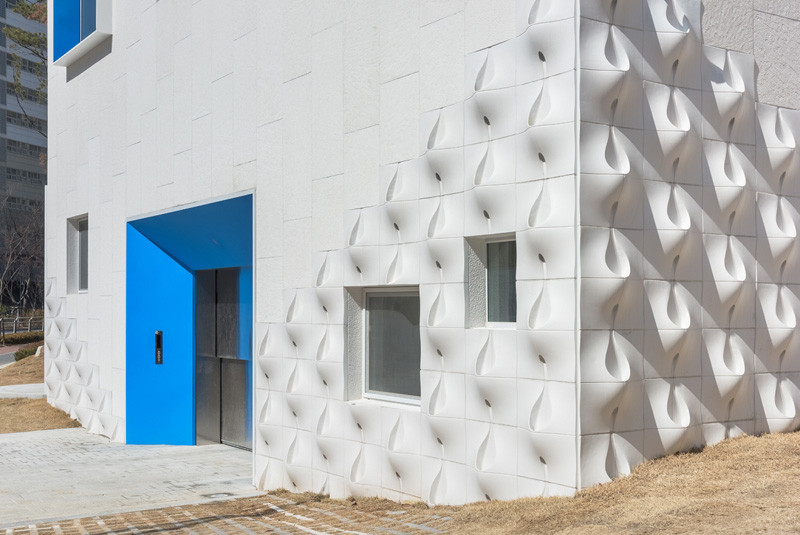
0;398;80;434
221;432;800;534
444;431;800;534
0;353;42;386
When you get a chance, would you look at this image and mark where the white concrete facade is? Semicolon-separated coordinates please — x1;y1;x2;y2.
45;0;800;504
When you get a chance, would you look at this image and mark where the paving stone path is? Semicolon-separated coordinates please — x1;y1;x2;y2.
0;428;258;528
1;428;453;534
3;493;452;534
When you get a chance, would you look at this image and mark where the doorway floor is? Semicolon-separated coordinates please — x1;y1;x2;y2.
0;427;258;528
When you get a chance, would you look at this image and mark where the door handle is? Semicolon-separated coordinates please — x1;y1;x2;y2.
155;331;163;365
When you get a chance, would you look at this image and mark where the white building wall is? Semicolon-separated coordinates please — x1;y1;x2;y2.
44;0;800;505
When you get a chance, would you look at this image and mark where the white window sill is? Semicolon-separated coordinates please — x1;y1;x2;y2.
53;29;111;67
350;394;421;409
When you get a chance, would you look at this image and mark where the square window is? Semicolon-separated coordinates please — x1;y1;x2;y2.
486;240;517;323
365;290;421;400
465;235;518;327
67;215;88;293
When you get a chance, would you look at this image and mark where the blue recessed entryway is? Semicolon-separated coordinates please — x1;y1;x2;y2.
126;195;253;447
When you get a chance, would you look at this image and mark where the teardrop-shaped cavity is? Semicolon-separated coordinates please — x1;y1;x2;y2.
430;464;446;503
722;330;745;375
666;86;689;131
316;402;330;435
258;395;271;424
528;79;551;126
386;167;399;202
775;109;796;148
475;141;495;185
315;254;329;287
723;144;745;186
286;293;299;323
316;328;330;361
350;446;367;483
476;427;497;471
428;286;446;326
427;112;443;150
604;126;630;173
776;196;796;237
476;332;496;375
349;211;363;246
528;0;551;24
605;330;631;381
528;281;551;329
604;25;630;71
776;285;796;328
605;432;619;479
258;327;271;357
388;415;402;452
286;433;299;464
429;375;446;415
723;235;746;281
665;0;689;32
605;228;631;277
287;362;300;393
427;198;443;238
666;183;690;229
666;281;690;329
722;51;742;91
475;52;494;91
528;181;551;227
666;381;690;427
529;381;551;431
387;245;401;284
775;376;796;418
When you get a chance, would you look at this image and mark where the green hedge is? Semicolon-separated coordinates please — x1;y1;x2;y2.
4;331;44;346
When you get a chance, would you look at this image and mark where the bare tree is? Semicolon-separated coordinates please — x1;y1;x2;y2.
0;197;43;313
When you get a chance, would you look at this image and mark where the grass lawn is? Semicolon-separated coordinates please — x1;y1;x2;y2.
0;353;79;434
0;352;43;386
0;398;80;434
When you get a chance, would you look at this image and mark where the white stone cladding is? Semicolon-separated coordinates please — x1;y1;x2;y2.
45;0;800;505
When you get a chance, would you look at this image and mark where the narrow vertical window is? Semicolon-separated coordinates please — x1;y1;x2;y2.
365;291;420;400
78;218;88;291
486;240;516;323
68;215;88;294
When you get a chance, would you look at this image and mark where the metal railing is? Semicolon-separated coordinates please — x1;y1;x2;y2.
0;316;43;336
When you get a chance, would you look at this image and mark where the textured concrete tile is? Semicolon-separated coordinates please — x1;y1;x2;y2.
754;11;800;109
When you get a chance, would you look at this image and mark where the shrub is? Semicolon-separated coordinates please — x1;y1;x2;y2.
3;331;44;345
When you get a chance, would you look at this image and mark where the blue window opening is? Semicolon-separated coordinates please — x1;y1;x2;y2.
54;0;98;61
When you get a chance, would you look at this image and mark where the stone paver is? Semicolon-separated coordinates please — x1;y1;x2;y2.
0;383;44;398
3;492;453;534
0;428;259;529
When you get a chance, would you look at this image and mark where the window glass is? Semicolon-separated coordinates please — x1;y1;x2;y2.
487;240;516;322
78;218;88;291
80;0;96;40
366;293;420;398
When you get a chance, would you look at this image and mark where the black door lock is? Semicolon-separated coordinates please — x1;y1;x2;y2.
155;331;163;365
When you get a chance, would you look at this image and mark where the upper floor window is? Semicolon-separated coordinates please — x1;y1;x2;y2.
53;0;111;67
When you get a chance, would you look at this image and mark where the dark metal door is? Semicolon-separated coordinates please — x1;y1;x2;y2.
195;268;251;450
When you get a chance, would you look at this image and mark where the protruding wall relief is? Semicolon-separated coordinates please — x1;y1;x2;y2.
243;0;800;506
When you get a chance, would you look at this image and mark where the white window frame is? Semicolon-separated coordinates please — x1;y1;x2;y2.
484;237;517;328
67;214;88;294
362;287;421;406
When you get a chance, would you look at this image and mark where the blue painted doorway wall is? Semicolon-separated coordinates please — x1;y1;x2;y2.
126;195;253;445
